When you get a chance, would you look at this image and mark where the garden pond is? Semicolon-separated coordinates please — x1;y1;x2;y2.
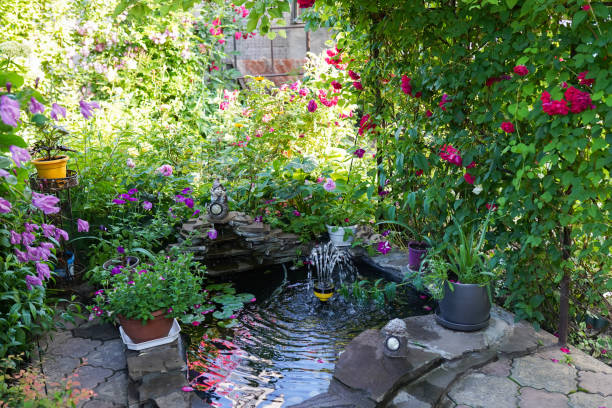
185;260;431;407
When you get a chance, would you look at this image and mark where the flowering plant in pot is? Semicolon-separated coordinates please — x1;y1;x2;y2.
29;121;76;180
89;249;206;343
409;212;499;331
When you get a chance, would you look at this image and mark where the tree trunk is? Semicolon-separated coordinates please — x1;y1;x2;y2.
558;226;571;346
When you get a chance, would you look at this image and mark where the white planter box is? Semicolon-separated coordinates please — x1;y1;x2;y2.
119;319;181;351
326;225;357;247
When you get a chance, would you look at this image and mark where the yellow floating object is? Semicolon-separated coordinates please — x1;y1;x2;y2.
313;284;334;302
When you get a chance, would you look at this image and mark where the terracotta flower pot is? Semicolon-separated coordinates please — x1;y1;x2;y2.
31;155;69;179
118;309;173;343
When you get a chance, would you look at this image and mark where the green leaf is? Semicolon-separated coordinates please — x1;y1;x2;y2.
0;134;27;150
505;0;518;8
0;72;24;89
572;10;587;29
266;31;277;40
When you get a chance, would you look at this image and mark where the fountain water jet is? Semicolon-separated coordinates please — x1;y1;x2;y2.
307;242;355;302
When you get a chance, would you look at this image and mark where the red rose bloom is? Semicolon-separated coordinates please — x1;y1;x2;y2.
297;0;315;8
513;65;529;76
500;122;515;133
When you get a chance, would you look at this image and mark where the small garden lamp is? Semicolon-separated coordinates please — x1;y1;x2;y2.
381;318;409;358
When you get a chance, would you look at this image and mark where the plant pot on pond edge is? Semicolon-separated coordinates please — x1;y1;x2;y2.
435;281;491;331
118;309;173;344
326;225;357;247
408;241;430;270
31;155;69;179
102;256;140;271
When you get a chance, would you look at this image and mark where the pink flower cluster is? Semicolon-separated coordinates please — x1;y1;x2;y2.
439;93;450;111
358;114;376;136
500;122;515;133
513;65;529;76
541;86;594;116
318;89;338;107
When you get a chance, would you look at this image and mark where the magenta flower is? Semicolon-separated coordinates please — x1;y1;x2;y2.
254;215;263;222
143;201;153;210
354;148;366;158
10;230;21;245
426;110;433;117
192;321;200;326
307;99;318;112
323;178;336;192
184;198;194;209
0;198;12;214
112;199;126;205
500;122;515;133
127;280;135;285
31;192;60;214
377;241;391;255
0;95;20;127
77;219;89;232
50;103;66;120
439;93;450;111
79;100;100;119
156;164;173;176
293;210;301;216
117;246;125;254
381;230;390;237
28;97;45;114
560;347;571;354
36;262;51;280
9;145;31;168
513;65;529;76
111;267;122;276
128;188;138;195
182;386;194;392
353;81;363;90
250;297;256;302
208;229;218;240
423;305;432;311
464;173;475;185
348;70;360;80
229;314;237;319
25;275;43;290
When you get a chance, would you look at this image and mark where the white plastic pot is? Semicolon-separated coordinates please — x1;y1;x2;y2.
326;225;357;247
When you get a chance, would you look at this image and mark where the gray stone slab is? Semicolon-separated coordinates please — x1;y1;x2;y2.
139;371;189;401
73;322;119;341
568;392;612;408
74;365;114;389
153;390;192;408
448;373;519;408
387;391;432;408
399;350;497;406
94;370;129;406
518;387;569;408
333;329;441;403
511;355;577;394
402;315;505;360
479;357;512;377
577;371;612;396
127;339;185;381
86;339;126;371
498;321;553;355
44;335;101;358
43;355;80;384
81;399;118;408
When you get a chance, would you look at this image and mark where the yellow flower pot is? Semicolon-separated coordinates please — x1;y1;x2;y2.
31;156;69;179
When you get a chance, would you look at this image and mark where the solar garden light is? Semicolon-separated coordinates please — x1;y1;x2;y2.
381;318;409;358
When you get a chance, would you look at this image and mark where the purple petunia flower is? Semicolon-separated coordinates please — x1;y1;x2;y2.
117;246;125;254
25;275;43;290
323;178;336;192
111;266;122;275
184;198;194;209
41;223;55;238
9;145;31;168
79;100;100;119
0;95;20;127
128;188;138;195
112;199;126;205
353;148;366;158
181;187;192;194
377;241;391;255
207;229;218;240
143;201;152;210
254;216;263;223
28;97;45;114
0;198;11;213
36;262;51;280
50;103;67;120
77;219;89;232
10;230;21;245
31;192;60;215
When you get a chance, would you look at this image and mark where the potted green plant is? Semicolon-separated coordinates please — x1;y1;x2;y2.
410;213;498;331
30;121;75;179
319;176;371;247
90;250;205;343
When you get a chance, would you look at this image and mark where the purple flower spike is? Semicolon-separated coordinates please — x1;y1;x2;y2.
50;103;67;120
31;192;60;215
9;145;31;168
117;246;125;254
28;97;45;114
77;219;89;232
0;95;20;127
79;100;100;119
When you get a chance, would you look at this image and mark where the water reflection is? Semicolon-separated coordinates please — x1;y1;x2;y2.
187;266;428;407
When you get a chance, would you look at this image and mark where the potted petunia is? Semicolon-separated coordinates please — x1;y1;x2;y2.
413;212;499;331
90;250;205;343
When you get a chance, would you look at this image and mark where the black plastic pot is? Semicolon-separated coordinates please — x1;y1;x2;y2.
435;281;491;331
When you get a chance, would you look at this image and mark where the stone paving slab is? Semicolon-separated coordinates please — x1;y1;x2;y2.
511;354;577;394
568;392;612;408
535;347;612;374
577;370;612;396
447;372;519;408
518;387;569;408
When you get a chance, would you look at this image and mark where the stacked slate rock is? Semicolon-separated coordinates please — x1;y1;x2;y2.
177;211;311;276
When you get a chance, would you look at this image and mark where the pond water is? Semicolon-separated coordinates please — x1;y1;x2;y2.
187;261;431;407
